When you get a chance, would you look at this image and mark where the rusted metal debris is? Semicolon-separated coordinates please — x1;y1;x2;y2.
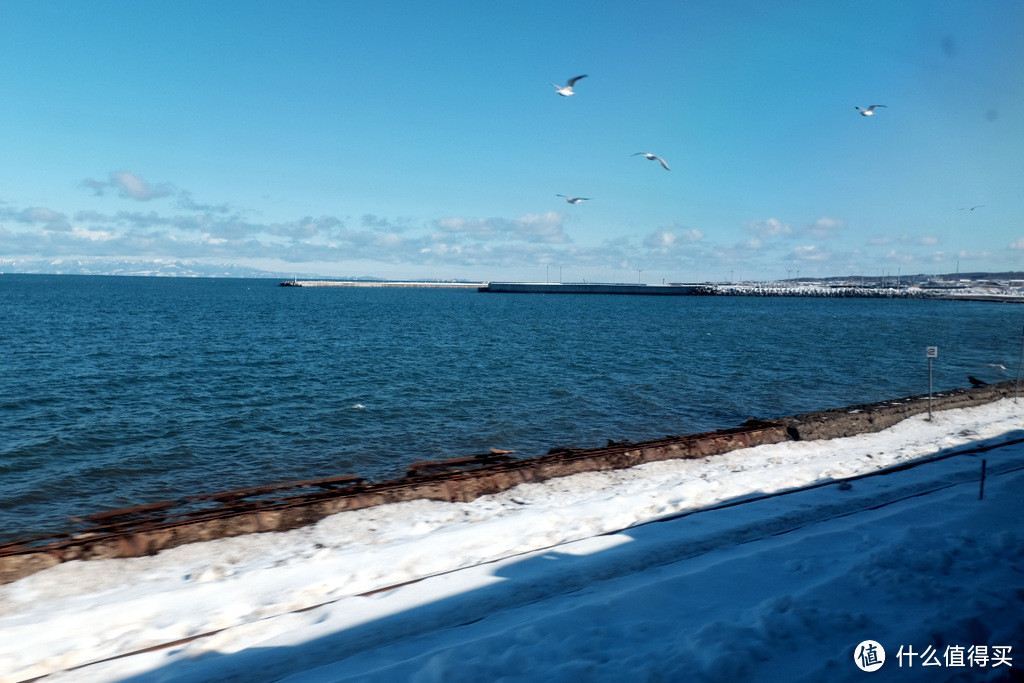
405;452;516;477
0;420;793;584
0;381;1015;585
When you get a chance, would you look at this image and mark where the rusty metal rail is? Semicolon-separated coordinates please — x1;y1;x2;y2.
0;473;368;556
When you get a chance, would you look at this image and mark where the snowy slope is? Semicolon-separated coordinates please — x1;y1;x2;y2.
2;399;1023;682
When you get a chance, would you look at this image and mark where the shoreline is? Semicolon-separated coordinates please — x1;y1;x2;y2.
1;380;1018;585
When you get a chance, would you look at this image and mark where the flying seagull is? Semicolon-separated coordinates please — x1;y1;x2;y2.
557;194;590;204
959;205;985;211
552;75;587;97
632;152;670;170
855;105;887;116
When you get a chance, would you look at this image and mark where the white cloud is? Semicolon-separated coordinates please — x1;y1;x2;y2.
746;218;792;239
80;171;175;201
643;226;703;253
891;234;942;246
871;234;940;248
515;212;571;243
805;217;846;239
16;207;71;231
883;250;921;264
175;192;232;213
111;171;174;201
9;172;1001;280
1010;238;1024;250
374;233;404;247
434;212;569;244
70;226;116;241
269;216;345;240
791;245;828;261
744;217;845;243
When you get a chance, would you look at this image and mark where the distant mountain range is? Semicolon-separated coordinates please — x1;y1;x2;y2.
1;257;1021;284
0;258;330;280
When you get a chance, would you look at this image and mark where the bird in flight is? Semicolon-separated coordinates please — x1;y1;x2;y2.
855;105;887;116
557;194;590;204
632;152;670;170
552;75;587;96
959;205;985;211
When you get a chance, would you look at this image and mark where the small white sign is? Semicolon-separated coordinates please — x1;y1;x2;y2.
926;346;938;358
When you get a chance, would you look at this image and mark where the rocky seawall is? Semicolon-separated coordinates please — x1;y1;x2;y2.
1;381;1018;584
695;283;1024;302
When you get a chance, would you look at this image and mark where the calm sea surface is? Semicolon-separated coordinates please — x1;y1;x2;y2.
1;274;1020;541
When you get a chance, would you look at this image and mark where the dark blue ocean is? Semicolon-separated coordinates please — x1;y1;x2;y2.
1;274;1020;542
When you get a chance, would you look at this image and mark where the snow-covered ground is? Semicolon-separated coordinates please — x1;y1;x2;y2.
3;399;1023;682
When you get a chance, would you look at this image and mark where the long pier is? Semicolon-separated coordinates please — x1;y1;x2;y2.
478;282;700;295
280;280;1023;301
280;280;484;288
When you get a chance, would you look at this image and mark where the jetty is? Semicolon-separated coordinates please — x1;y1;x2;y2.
280;279;1023;301
280;280;484;288
478;282;700;295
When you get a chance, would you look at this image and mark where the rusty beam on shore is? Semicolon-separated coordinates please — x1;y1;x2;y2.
0;381;1015;585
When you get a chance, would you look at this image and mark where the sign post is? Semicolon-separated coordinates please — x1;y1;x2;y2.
926;346;938;420
1017;326;1023;404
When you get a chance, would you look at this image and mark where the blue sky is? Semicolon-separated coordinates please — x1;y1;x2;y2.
1;1;1022;282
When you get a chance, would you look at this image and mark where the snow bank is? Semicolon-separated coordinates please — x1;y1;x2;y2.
2;399;1022;682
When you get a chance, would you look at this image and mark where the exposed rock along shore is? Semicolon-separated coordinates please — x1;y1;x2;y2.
694;283;1024;301
0;380;1019;585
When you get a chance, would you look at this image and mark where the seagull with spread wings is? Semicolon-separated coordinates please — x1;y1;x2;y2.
557;194;590;204
552;75;587;97
855;105;887;116
632;152;670;170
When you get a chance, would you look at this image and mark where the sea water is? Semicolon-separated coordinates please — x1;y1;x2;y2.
1;274;1020;541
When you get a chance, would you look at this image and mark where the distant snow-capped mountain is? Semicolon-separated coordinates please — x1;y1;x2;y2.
0;258;320;279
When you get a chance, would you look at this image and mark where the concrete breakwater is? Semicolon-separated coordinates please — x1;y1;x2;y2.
697;284;925;298
281;280;484;288
479;282;700;295
698;283;1024;302
0;381;1018;584
281;280;1023;301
